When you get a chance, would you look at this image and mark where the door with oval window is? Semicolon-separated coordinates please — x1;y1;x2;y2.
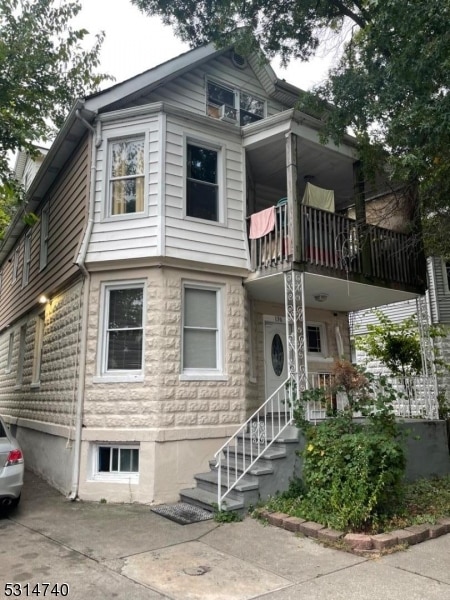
264;319;288;412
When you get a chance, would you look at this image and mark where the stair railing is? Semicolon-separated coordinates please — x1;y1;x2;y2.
214;374;294;511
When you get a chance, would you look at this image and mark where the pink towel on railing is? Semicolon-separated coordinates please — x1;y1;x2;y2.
249;206;275;239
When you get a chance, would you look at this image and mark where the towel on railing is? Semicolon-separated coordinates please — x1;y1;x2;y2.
249;206;275;239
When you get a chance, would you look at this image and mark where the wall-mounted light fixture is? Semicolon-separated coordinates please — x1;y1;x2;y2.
314;293;328;303
38;294;49;304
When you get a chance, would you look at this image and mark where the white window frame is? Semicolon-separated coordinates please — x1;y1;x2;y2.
180;282;225;380
91;443;140;483
6;331;14;373
184;136;225;225
39;203;49;271
96;281;146;383
205;77;266;125
306;322;328;359
104;132;148;221
12;248;19;282
22;231;32;287
16;324;27;387
31;312;45;386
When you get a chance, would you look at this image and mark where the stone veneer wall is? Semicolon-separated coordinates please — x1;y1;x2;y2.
0;278;84;493
253;301;351;407
79;265;250;503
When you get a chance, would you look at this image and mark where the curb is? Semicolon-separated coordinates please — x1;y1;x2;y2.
257;511;450;553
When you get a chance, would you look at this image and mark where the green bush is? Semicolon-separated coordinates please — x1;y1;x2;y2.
293;361;406;531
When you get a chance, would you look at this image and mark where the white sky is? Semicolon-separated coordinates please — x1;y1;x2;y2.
76;0;338;91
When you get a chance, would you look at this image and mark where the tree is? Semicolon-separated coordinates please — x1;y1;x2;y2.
132;0;450;254
0;0;109;237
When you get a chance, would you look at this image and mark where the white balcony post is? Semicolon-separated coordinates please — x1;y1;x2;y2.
284;270;308;394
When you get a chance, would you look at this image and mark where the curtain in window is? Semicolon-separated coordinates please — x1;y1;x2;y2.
111;140;145;215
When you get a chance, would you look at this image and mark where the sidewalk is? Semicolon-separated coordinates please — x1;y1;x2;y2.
1;471;449;600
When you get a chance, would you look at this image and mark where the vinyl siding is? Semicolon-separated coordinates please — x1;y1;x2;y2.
430;257;450;323
0;136;89;331
137;51;286;119
85;115;160;264
163;114;248;269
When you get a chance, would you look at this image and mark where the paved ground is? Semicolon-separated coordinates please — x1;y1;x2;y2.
1;471;450;600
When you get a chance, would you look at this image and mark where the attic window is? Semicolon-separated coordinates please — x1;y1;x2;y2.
231;52;247;69
206;80;265;126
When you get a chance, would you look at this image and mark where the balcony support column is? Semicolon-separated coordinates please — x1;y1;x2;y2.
353;160;371;275
286;132;300;262
284;270;308;394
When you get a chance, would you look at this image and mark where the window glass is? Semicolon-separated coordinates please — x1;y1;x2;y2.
186;144;218;221
307;325;322;353
240;92;264;125
105;286;144;372
98;446;139;474
183;287;219;370
109;139;145;215
207;81;234;107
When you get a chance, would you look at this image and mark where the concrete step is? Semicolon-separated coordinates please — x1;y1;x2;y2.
209;458;274;477
179;487;244;512
233;441;287;460
194;470;259;495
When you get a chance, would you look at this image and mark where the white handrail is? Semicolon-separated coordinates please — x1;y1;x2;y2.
214;375;294;511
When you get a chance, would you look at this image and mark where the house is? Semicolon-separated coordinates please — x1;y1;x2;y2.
352;257;450;417
0;42;428;507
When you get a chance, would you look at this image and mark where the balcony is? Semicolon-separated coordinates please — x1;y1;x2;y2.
248;202;425;293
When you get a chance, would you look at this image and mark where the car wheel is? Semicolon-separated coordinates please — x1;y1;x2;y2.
10;494;21;508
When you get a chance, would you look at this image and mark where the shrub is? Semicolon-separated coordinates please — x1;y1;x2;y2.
293;361;406;531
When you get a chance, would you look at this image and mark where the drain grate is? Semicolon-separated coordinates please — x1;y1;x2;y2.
151;502;213;525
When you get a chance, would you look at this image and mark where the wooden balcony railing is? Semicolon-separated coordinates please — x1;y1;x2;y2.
249;204;422;287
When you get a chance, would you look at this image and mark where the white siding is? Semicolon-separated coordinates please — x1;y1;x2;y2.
351;298;419;336
139;52;287;119
164;115;248;269
429;257;450;324
85;115;160;264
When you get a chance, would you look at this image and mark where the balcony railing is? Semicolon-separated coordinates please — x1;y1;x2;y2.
249;204;422;287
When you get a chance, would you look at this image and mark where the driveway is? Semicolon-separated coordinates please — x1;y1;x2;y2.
1;471;450;599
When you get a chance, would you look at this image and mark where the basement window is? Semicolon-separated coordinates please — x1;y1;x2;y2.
93;444;140;482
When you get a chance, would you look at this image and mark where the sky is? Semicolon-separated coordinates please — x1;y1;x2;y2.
75;0;338;91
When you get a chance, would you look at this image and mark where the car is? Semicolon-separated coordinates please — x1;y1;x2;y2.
0;416;24;510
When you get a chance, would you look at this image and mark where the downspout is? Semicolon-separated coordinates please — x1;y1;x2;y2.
68;113;102;500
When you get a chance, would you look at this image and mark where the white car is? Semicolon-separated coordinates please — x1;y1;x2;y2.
0;416;24;509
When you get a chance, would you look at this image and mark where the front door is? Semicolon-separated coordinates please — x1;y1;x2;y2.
264;318;288;411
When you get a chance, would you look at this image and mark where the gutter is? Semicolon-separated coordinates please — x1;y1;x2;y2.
68;116;102;501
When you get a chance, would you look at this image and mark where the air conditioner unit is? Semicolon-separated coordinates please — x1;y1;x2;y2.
219;104;238;123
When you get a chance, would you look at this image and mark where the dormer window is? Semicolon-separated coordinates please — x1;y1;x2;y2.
206;80;265;126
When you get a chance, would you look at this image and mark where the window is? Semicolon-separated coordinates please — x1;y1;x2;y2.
182;285;222;375
93;444;140;481
186;143;219;221
102;284;144;374
40;204;49;270
108;138;145;216
12;248;19;282
206;80;265;125
6;332;14;372
306;323;327;357
32;313;45;384
22;232;31;286
16;324;27;385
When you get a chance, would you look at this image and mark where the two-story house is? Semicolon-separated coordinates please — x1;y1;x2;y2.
0;42;427;507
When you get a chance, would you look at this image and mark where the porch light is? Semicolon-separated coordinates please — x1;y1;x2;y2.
38;294;49;304
314;293;328;303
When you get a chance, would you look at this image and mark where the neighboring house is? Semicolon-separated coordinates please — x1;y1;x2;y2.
352;257;450;415
0;43;427;505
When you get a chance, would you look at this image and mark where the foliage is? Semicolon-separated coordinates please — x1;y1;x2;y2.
132;0;450;254
355;311;423;379
260;475;450;534
293;361;406;531
212;503;242;523
0;0;110;237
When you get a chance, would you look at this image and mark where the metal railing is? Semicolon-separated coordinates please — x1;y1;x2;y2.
214;374;294;511
248;204;421;287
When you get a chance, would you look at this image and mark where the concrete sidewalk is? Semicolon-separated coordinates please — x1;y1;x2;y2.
1;471;450;600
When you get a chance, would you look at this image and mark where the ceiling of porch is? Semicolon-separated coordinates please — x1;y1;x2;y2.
245;271;419;313
243;112;357;211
